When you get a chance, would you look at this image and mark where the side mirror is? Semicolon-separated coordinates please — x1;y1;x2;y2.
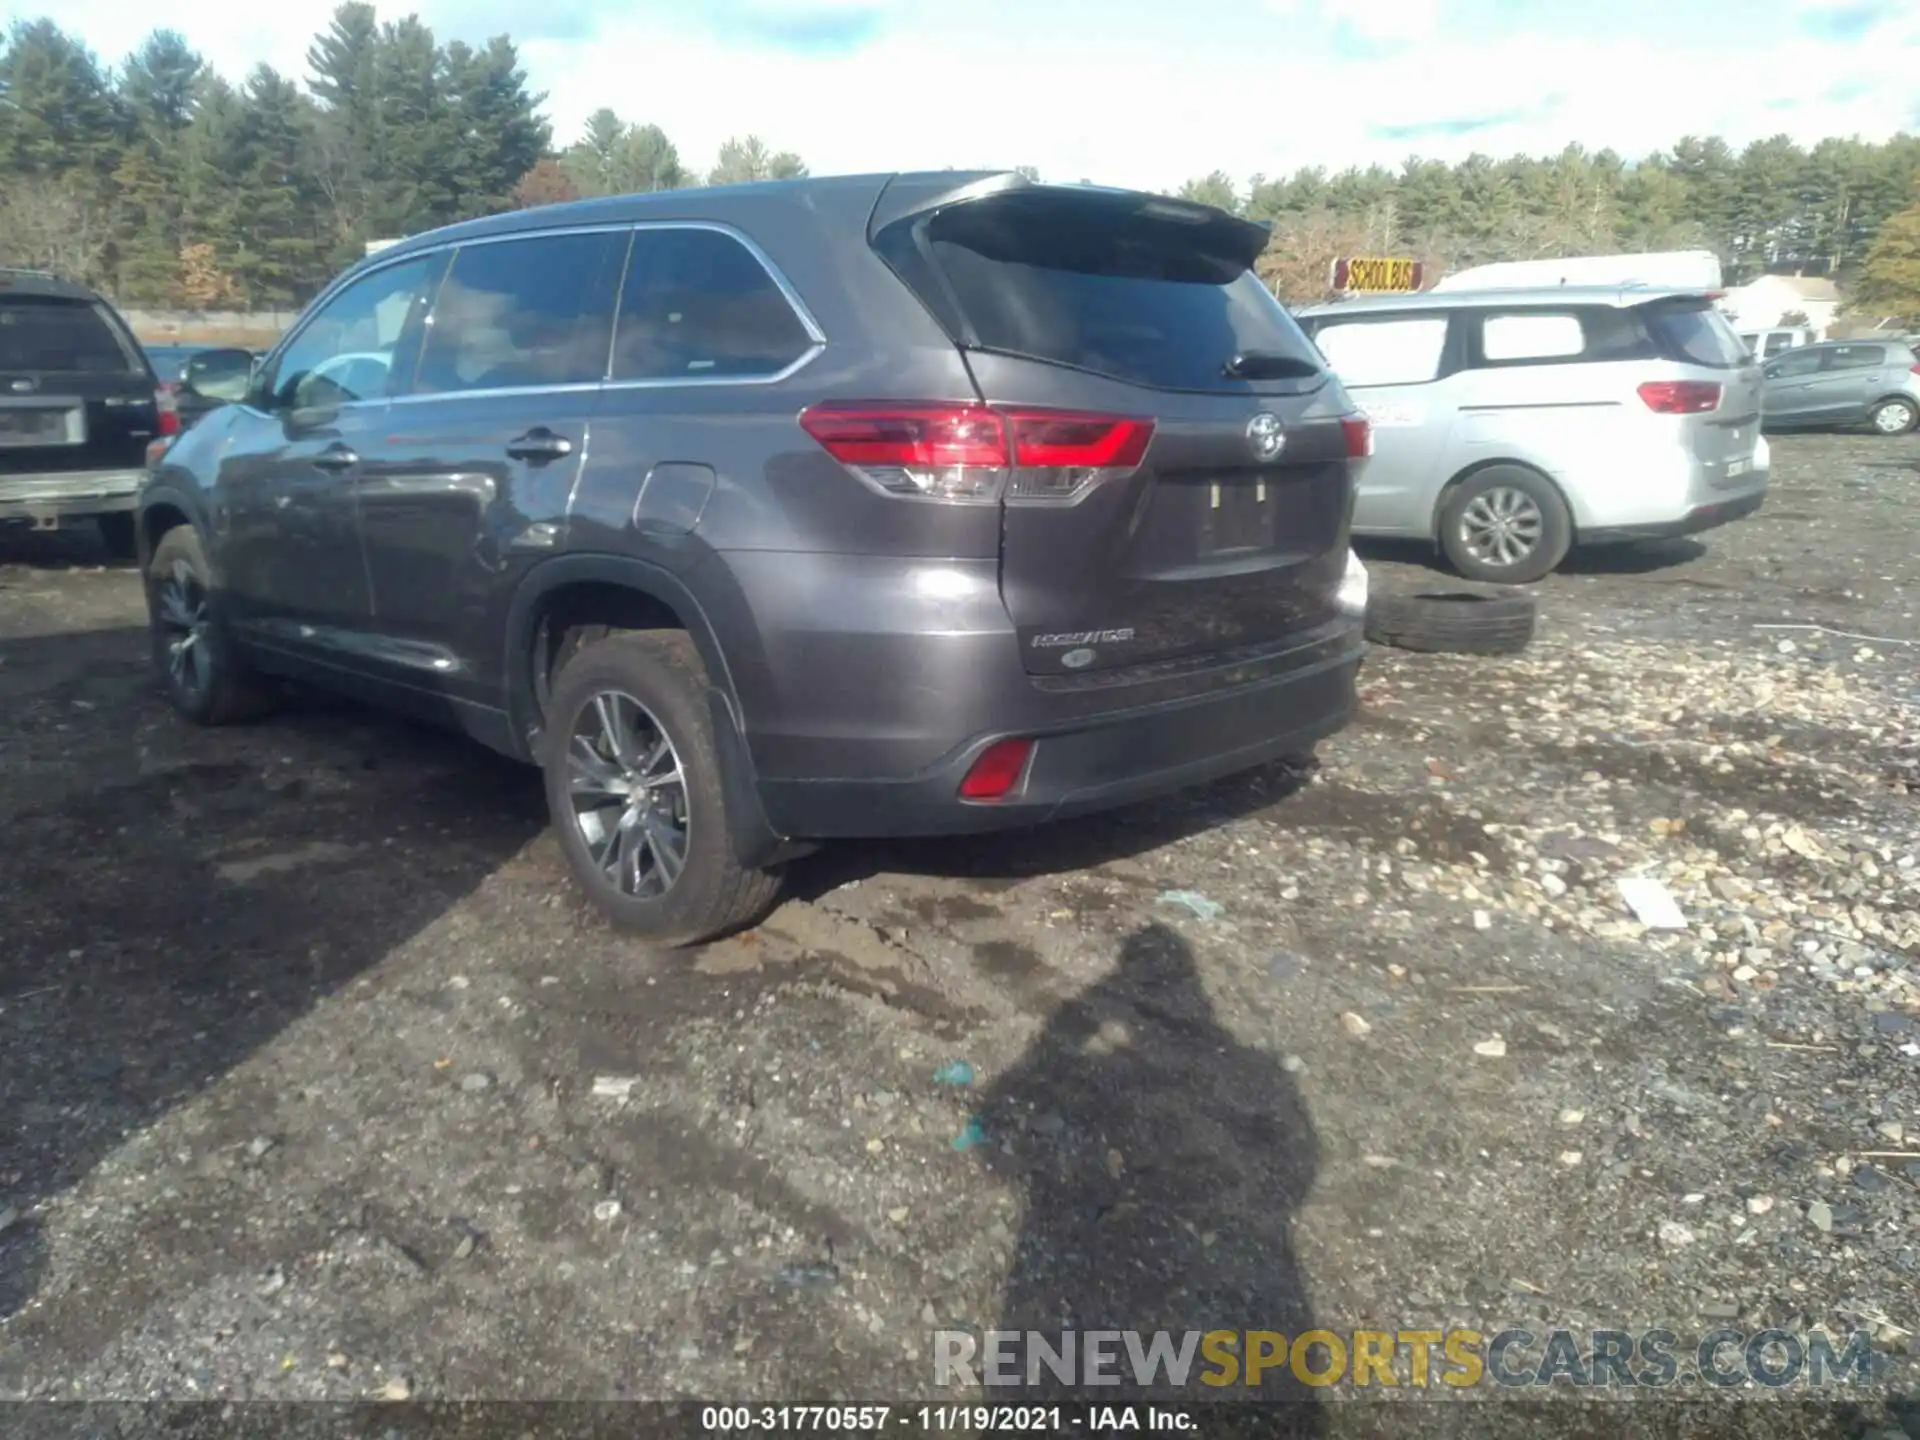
181;348;257;405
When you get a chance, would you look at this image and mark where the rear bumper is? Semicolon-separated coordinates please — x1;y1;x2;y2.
1583;489;1765;544
756;622;1364;840
0;468;144;524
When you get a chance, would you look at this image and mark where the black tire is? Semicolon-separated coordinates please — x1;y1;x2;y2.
1364;588;1537;656
542;630;783;945
1870;396;1918;435
144;525;278;724
1437;465;1573;585
96;512;138;562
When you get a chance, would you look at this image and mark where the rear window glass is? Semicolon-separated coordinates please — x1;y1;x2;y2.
0;296;142;373
1644;302;1748;369
898;195;1322;391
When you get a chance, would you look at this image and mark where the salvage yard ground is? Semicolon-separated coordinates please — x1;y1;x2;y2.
0;434;1916;1436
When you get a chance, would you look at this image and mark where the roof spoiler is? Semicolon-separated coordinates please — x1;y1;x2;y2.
867;172;1273;272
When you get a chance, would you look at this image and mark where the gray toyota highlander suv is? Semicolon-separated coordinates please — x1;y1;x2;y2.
139;172;1370;943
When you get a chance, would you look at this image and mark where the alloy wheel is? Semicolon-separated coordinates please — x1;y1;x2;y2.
565;690;691;899
1458;486;1545;571
1874;400;1915;434
155;560;212;699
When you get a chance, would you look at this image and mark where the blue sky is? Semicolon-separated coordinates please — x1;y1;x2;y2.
11;0;1918;192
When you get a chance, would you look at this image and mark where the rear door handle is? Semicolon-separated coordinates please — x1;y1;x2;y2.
311;443;358;473
506;427;575;463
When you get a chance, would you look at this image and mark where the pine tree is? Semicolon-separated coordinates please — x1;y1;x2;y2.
708;135;806;186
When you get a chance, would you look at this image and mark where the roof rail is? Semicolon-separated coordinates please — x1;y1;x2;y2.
0;266;59;280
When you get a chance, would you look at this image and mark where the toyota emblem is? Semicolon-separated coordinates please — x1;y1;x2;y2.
1246;412;1285;460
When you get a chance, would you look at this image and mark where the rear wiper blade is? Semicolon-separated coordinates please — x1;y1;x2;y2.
1223;350;1321;380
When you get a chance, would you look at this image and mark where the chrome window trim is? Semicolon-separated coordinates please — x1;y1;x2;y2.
358;218;825;408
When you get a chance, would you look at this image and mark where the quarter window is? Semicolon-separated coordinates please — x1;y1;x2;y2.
612;228;815;382
1311;316;1449;387
1481;313;1584;362
271;255;442;410
413;232;627;394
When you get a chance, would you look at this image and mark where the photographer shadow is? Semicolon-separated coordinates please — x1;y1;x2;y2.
979;922;1326;1433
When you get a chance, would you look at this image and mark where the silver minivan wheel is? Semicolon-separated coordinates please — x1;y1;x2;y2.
1457;486;1545;570
1872;398;1917;434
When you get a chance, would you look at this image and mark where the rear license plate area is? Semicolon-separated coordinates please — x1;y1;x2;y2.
1193;471;1287;556
0;404;83;449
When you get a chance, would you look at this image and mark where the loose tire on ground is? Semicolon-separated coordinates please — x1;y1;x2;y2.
144;524;278;724
542;630;784;946
1363;588;1537;657
1870;397;1918;435
1437;464;1573;585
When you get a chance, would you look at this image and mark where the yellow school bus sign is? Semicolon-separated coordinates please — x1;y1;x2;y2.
1331;256;1425;293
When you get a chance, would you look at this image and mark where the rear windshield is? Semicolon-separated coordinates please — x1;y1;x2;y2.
890;194;1322;391
0;296;143;374
1643;301;1749;369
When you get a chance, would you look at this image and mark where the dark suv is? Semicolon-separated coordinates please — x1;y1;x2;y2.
2;269;177;558
139;172;1369;943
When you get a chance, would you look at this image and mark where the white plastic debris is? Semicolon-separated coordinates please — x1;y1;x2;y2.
1617;876;1687;930
591;1076;640;1100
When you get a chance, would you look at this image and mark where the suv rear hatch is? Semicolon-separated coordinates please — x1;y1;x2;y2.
1635;296;1763;470
861;179;1362;677
0;288;164;479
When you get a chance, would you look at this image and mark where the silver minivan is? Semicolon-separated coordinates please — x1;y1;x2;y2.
1296;286;1769;583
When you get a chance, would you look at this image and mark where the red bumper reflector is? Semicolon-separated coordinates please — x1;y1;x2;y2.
959;738;1033;801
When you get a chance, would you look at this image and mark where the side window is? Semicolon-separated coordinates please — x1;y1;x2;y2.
1763;333;1794;357
1768;349;1822;379
1310;316;1449;388
1825;344;1883;371
412;231;627;394
612;227;815;382
270;255;443;411
1479;312;1584;364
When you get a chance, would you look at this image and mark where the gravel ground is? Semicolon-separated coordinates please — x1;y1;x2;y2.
0;433;1916;1436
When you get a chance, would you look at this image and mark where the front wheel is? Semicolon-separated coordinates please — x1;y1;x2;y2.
144;525;277;724
1438;466;1572;585
1870;397;1918;435
542;631;783;945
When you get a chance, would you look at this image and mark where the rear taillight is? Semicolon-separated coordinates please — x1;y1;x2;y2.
155;384;181;437
1909;364;1920;377
958;738;1033;801
1638;380;1722;415
798;403;1154;506
1340;414;1373;458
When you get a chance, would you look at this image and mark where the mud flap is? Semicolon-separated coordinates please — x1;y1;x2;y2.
707;688;817;870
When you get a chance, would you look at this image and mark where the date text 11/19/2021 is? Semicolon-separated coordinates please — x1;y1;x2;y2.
700;1404;1195;1432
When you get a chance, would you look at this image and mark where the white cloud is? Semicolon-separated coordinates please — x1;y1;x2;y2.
1266;0;1444;40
